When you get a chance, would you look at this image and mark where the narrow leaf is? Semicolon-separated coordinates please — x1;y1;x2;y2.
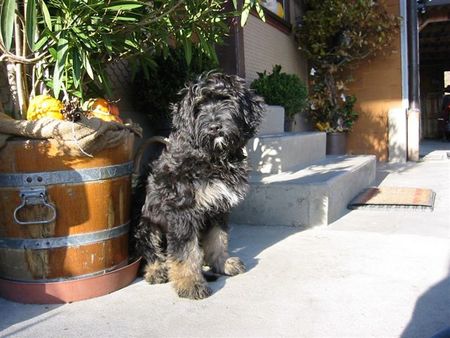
26;0;37;50
40;0;52;31
48;47;57;60
183;38;192;65
82;53;94;80
53;61;61;99
240;8;250;26
56;38;69;67
106;2;143;11
0;0;16;51
33;35;48;51
254;3;266;22
72;50;81;88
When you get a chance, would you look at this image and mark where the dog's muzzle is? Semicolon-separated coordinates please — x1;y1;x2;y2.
213;136;226;150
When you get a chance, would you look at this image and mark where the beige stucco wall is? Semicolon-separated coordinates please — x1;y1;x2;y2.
243;15;307;85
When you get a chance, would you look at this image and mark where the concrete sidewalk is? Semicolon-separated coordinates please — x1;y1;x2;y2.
1;140;449;338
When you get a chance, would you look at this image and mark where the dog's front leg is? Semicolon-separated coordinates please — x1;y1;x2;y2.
202;216;246;276
166;222;212;300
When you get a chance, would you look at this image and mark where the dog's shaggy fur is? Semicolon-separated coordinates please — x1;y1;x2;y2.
132;72;264;299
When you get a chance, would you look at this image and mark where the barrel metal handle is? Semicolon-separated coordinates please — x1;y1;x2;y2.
13;187;57;225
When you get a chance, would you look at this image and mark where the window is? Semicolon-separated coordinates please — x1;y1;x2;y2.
257;0;291;34
260;0;287;20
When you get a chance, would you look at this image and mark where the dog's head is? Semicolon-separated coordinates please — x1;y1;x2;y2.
171;72;264;155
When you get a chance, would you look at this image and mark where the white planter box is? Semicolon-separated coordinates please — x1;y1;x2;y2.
258;105;285;135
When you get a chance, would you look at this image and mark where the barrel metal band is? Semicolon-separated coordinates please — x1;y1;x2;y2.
4;259;130;283
0;222;129;250
0;161;133;187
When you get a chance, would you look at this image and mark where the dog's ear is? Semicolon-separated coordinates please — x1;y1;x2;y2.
218;74;265;140
233;79;265;140
171;85;197;135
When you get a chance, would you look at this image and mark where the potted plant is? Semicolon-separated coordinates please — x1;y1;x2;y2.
250;65;308;131
0;0;265;118
295;0;400;154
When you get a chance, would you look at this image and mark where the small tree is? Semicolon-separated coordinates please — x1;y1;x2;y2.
0;0;265;118
295;0;400;132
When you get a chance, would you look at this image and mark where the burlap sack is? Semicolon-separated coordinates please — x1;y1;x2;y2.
0;114;142;157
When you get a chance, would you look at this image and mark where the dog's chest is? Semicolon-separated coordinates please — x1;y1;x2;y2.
194;179;245;211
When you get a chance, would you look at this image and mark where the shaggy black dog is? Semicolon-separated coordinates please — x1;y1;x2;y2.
132;72;264;299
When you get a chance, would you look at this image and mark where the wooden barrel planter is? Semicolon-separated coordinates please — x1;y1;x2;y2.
0;134;139;303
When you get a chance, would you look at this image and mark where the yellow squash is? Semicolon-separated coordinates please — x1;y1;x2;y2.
27;95;64;120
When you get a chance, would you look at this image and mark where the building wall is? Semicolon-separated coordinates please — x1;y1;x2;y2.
243;12;307;85
346;0;403;161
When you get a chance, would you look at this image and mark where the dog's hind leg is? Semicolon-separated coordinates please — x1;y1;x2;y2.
166;223;212;299
202;215;246;276
134;219;168;284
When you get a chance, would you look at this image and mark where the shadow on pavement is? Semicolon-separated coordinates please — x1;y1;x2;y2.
228;224;302;271
0;300;61;333
207;224;302;295
401;273;450;338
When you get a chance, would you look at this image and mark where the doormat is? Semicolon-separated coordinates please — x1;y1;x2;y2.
348;187;436;210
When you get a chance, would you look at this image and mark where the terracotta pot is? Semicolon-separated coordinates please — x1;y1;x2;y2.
326;132;347;155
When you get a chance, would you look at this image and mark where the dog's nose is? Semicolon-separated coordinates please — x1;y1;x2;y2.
209;123;222;133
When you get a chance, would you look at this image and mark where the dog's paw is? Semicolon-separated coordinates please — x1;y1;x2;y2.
144;262;168;284
224;257;246;276
176;281;212;300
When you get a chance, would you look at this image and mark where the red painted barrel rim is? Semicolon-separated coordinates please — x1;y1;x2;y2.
0;257;141;304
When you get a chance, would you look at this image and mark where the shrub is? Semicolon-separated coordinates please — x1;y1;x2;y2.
132;49;217;128
250;65;308;119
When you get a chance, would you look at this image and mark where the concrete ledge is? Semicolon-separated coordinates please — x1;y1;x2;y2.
231;155;376;227
258;105;284;135
246;132;326;174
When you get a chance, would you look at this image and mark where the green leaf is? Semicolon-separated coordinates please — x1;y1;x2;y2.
103;36;113;53
254;3;265;22
48;47;57;60
52;38;69;98
56;38;69;67
183;38;192;65
26;0;37;50
40;0;52;31
33;35;49;51
72;50;81;88
106;2;143;11
82;53;94;80
53;61;62;99
240;7;250;27
0;0;16;51
114;16;139;22
124;39;139;49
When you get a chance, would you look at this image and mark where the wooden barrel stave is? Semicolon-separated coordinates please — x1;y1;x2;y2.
0;234;128;281
0;136;133;282
0;176;131;237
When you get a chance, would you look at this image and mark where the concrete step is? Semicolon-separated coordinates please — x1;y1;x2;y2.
246;132;326;174
231;155;376;227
